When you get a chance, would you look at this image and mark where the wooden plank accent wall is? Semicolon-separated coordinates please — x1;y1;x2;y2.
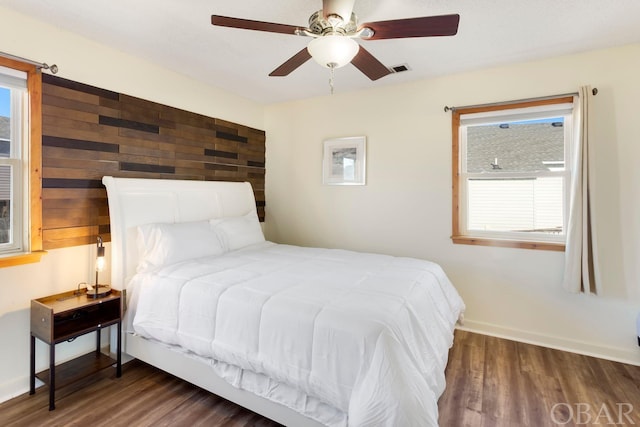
41;74;266;250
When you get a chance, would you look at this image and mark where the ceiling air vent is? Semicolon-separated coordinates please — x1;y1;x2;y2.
390;64;410;73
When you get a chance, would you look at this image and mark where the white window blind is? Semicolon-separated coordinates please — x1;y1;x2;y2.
0;66;27;252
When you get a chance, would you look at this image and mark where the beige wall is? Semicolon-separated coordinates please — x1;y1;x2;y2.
0;6;264;402
264;43;640;365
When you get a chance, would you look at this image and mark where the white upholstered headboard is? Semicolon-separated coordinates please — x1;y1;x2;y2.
102;176;258;290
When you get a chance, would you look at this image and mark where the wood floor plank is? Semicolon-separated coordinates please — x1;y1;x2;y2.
2;331;639;426
437;332;485;427
481;336;526;426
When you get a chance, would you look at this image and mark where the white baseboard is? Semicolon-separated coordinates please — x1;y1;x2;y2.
458;319;640;367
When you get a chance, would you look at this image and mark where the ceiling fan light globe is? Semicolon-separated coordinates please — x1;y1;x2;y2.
308;35;359;69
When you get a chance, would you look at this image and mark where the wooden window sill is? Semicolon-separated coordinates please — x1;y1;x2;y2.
451;236;565;252
0;251;48;268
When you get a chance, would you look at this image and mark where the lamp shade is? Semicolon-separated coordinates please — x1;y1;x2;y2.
95;251;105;272
307;35;359;69
96;235;105;272
89;235;111;298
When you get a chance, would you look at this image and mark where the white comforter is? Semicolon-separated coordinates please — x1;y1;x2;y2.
130;242;464;426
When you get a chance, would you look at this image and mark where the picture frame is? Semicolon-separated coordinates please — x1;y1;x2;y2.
322;136;366;185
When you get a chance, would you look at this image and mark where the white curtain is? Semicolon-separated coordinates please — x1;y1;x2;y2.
562;86;601;294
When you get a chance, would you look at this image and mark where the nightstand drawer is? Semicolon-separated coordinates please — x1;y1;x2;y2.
53;299;120;341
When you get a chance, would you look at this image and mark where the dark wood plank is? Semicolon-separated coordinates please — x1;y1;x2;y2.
43;104;98;124
437;331;484;426
42;81;102;105
44;73;119;100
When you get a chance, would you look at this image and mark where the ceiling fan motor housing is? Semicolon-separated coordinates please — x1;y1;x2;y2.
308;10;358;36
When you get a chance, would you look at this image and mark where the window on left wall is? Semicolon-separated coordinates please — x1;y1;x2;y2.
0;57;44;267
0;68;27;253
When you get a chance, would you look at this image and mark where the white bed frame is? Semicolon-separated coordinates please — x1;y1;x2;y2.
102;176;324;427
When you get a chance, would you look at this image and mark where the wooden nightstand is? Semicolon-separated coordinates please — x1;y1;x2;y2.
29;289;122;410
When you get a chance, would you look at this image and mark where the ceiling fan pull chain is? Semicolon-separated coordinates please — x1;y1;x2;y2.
329;64;335;95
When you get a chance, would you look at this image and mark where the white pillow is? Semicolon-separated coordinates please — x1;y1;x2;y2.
136;220;225;272
210;211;265;251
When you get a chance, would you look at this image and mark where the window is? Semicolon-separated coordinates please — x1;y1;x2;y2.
452;97;574;251
0;68;27;253
0;57;44;267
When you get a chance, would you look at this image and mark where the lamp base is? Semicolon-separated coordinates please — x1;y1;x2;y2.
86;285;111;299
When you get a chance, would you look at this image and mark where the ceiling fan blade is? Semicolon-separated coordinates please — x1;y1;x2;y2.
360;14;460;40
269;48;312;77
211;15;301;36
350;45;392;81
323;0;356;21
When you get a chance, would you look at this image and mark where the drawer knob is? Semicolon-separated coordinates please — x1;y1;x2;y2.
41;318;45;323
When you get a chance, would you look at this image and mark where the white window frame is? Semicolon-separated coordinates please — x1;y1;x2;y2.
0;68;28;255
452;97;575;251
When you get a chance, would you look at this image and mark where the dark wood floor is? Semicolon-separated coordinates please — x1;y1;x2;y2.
1;330;639;426
439;330;640;426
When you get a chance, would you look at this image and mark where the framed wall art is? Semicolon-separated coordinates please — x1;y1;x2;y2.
322;136;366;185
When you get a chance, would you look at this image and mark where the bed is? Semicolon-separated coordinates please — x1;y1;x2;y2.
102;176;465;427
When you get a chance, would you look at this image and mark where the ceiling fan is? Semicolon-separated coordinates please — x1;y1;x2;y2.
211;0;460;82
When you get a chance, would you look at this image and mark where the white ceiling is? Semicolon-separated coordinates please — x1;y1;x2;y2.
2;0;640;104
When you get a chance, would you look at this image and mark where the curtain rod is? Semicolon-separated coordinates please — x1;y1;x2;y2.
0;51;58;74
443;88;598;113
